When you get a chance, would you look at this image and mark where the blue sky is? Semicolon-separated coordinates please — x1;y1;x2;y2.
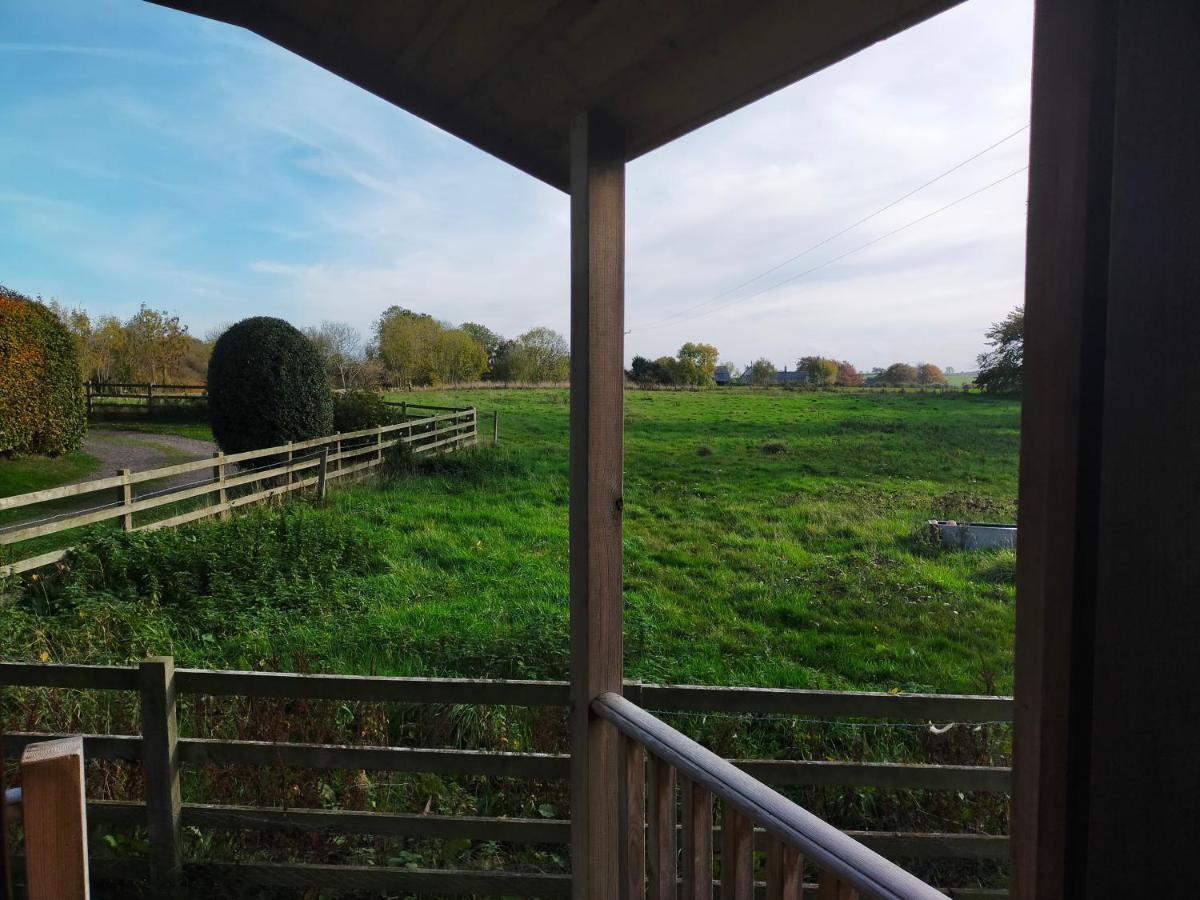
1;0;1033;371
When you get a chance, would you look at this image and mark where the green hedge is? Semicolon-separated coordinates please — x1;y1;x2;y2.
207;317;333;453
333;389;394;433
0;286;87;456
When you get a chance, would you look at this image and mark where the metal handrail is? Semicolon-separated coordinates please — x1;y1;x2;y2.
592;691;951;900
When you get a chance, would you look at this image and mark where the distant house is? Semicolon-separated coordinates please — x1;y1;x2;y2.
737;365;809;386
714;365;733;385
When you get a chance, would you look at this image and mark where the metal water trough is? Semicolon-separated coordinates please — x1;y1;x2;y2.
928;519;1017;550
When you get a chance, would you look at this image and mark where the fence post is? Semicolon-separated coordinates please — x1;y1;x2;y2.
85;382;93;418
400;401;407;421
139;656;182;893
20;736;89;900
146;383;154;414
286;441;294;485
376;426;384;464
212;452;228;519
334;433;342;475
118;469;133;532
493;410;499;447
317;447;329;501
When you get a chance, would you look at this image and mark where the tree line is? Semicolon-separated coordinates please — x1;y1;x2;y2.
41;298;572;389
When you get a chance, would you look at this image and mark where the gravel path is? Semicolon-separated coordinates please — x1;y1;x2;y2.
84;429;217;487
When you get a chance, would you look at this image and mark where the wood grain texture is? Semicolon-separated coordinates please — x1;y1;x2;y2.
20;736;89;900
569;109;626;900
619;738;646;900
139;658;181;890
720;804;752;900
681;777;713;900
766;836;802;900
647;755;676;900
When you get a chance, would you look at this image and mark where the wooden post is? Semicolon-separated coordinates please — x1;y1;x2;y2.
20;736;89;900
317;447;329;501
117;469;132;532
139;657;181;892
286;441;294;485
493;411;500;447
212;452;227;519
400;400;407;421
376;426;384;463
1015;3;1200;898
146;382;154;414
85;382;92;418
569;108;625;900
618;737;645;900
334;433;343;474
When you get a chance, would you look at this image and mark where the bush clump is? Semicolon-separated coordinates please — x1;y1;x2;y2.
0;285;87;455
207;317;334;453
333;389;394;433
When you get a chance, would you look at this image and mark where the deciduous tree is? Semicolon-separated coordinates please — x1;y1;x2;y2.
976;307;1024;393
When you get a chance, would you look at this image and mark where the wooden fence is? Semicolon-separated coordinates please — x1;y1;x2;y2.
0;407;478;577
0;659;1011;898
85;382;208;416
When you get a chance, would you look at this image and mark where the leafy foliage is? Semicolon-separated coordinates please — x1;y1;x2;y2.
747;357;778;387
882;362;919;386
800;356;839;386
0;286;87;455
207;316;334;453
917;363;948;386
976;307;1023;393
332;389;394;432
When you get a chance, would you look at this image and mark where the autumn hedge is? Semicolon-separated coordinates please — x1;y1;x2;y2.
0;285;87;456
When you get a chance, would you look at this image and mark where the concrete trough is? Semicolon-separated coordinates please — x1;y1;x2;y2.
928;519;1017;550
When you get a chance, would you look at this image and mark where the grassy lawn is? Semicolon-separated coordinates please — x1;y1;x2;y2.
6;388;1018;695
0;449;101;500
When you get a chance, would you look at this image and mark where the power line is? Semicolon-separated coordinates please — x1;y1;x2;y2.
631;123;1030;333
634;165;1029;332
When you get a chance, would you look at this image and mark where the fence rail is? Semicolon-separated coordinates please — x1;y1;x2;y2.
0;659;1012;897
0;407;478;576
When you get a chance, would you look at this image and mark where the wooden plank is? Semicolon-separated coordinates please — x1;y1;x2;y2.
647;755;676;900
635;684;1011;723
20;736;89;900
0;548;68;577
176;737;569;778
569;108;626;900
720;804;752;900
0;663;138;691
3;733;141;761
184;861;571;895
1013;1;1118;897
620;737;646;900
682;777;713;900
766;836;802;900
174;668;568;706
732;759;1009;793
139;657;182;889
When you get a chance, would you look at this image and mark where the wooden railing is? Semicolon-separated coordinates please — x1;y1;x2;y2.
0;407;477;576
0;660;1011;898
595;693;951;900
85;381;208;416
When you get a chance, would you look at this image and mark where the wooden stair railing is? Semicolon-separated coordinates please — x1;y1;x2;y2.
593;692;950;900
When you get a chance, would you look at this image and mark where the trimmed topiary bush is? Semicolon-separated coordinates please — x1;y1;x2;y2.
332;389;393;433
207;317;334;453
0;285;87;456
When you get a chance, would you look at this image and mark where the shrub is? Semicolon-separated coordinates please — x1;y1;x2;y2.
333;389;393;433
0;286;87;455
207;317;334;453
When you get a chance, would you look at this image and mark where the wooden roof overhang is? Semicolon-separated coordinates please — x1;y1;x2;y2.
147;0;964;190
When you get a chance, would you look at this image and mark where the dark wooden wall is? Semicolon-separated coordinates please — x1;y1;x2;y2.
1015;1;1200;896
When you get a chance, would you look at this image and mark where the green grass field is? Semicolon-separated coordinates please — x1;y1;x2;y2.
5;388;1019;695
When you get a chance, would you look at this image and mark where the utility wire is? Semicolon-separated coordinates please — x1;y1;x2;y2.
631;122;1030;333
635;165;1029;332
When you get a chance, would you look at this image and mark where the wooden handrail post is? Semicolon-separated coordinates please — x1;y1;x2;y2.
117;469;133;532
317;447;329;501
569;109;626;900
139;656;182;892
20;736;89;900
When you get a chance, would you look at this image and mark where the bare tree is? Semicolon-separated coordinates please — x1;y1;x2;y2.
305;320;363;389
